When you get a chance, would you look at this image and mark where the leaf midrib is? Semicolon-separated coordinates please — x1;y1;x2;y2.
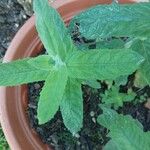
67;61;138;67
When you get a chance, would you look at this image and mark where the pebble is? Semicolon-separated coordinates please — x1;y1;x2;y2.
28;103;36;109
146;111;150;123
0;16;5;23
77;141;81;146
92;117;96;123
51;134;59;144
14;23;19;28
145;98;150;109
34;83;41;90
90;111;95;117
74;133;80;138
23;14;27;19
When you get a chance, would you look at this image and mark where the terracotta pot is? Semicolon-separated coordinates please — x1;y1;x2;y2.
0;0;139;149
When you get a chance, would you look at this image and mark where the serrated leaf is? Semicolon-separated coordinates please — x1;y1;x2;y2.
126;39;150;87
66;49;144;80
33;0;75;60
0;58;50;86
69;3;150;39
101;86;136;108
98;107;150;150
60;78;83;134
37;66;68;124
27;55;54;71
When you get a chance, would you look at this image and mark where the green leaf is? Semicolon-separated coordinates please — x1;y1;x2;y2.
0;58;50;86
66;49;144;80
83;80;101;89
104;140;119;150
98;107;150;150
33;0;75;60
69;3;150;39
115;75;128;86
60;78;83;134
101;86;136;108
96;39;125;49
27;55;54;71
37;66;68;124
97;39;127;87
126;38;150;87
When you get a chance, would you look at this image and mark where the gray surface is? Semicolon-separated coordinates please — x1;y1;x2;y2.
17;0;33;16
0;0;32;60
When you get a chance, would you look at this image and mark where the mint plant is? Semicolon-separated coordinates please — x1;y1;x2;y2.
0;0;148;136
100;86;136;109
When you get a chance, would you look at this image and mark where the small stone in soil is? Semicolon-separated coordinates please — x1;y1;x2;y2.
144;98;150;109
74;133;80;138
34;83;41;90
92;117;96;123
90;111;95;117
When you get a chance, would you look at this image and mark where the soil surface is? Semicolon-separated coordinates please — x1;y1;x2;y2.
28;79;150;150
28;81;108;150
0;0;30;60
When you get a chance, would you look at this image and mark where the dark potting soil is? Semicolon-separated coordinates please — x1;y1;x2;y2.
28;81;108;150
28;79;150;150
27;23;150;150
0;0;30;60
